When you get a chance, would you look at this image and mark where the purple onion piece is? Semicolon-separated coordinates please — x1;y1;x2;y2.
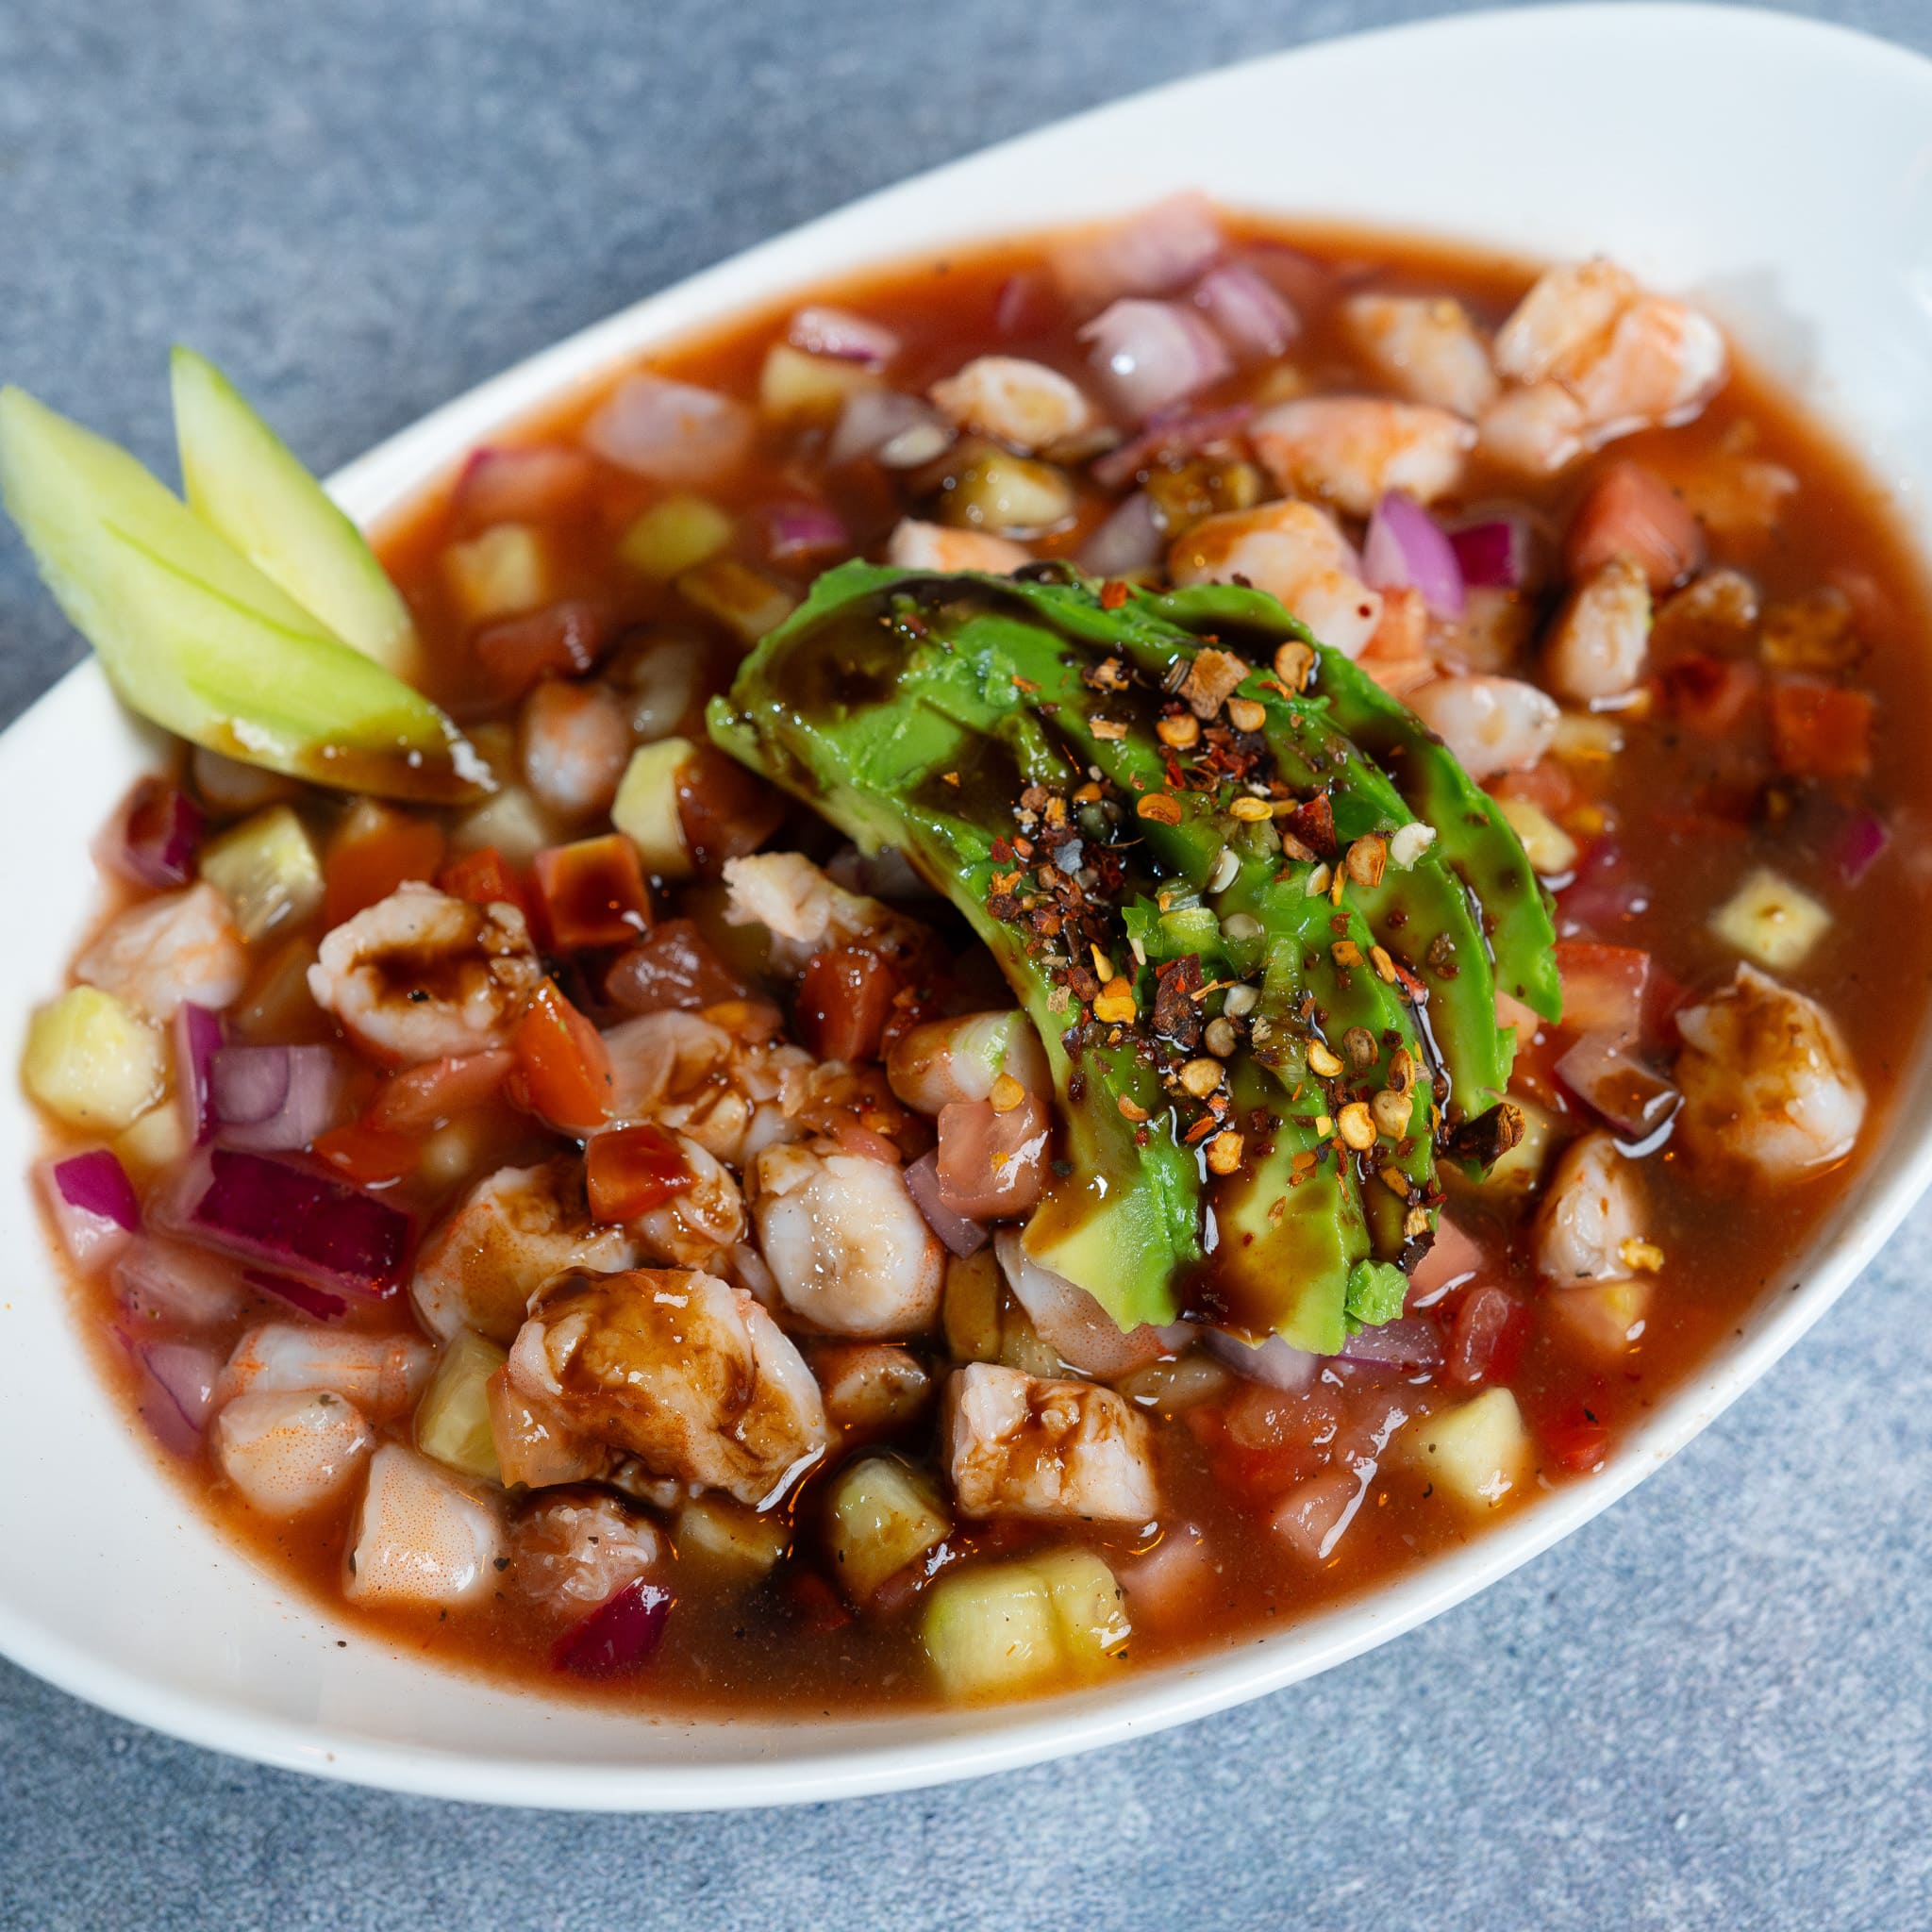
1191;262;1299;360
174;1003;223;1145
113;1237;249;1328
826;389;952;470
1338;1316;1443;1371
453;443;595;526
107;777;205;889
786;305;900;371
583;373;753;484
904;1150;990;1258
1090;403;1254;491
1052;192;1224;308
762;501;850;562
553;1577;673;1676
1834;809;1890;884
243;1267;349;1324
210;1045;343;1151
1363;491;1465;618
125;1335;221;1457
1555;1030;1682;1141
1448;517;1532;591
1078;298;1233;423
1077;492;1166;576
1203;1327;1320;1391
38;1150;141;1272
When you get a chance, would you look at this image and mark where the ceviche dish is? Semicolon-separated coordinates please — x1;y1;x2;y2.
7;196;1927;1711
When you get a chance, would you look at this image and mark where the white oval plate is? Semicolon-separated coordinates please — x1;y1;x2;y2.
3;1;1931;1810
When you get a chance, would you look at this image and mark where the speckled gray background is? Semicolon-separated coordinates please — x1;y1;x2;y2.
2;2;1930;1926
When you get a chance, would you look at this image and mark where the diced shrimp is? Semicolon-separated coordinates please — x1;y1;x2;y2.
941;1362;1158;1523
1407;675;1559;777
1542;557;1653;702
508;1487;666;1610
1477;381;1589;476
507;1266;828;1507
342;1442;505;1608
751;1142;943;1338
520;679;632;820
628;1131;747;1270
1168;500;1382;658
810;1341;934;1434
1534;1131;1646;1283
885;519;1030;573
1357;585;1436;698
75;882;247;1021
1675;965;1866;1177
212;1388;374;1517
488;1367;613;1490
308;882;541;1067
601;1005;812;1166
722;851;931;975
928;357;1099;454
217;1324;432;1420
886;1010;1051;1114
1249;396;1474;516
411;1158;637;1345
1341;294;1498;418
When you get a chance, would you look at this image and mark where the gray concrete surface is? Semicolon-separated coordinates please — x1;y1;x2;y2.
2;2;1929;1926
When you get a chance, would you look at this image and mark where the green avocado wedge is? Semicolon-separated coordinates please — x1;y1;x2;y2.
0;385;485;804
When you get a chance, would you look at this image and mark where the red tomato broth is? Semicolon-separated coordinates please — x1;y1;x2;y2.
35;211;1932;1715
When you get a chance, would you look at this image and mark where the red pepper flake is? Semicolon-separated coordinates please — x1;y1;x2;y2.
1283;794;1338;858
1100;578;1129;611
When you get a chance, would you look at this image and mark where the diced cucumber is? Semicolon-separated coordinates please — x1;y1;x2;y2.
921;1561;1062;1701
22;987;167;1130
676;1494;790;1576
442;523;549;622
825;1455;950;1603
414;1330;508;1481
1709;866;1831;973
942;1249;1002;1363
450;783;558;868
758;343;876;428
997;1304;1064;1379
0;387;481;803
198;805;324;941
1029;1548;1131;1666
675;558;797;644
610;738;695;878
1495;795;1579;875
1407;1387;1533;1509
619;495;734;579
114;1091;191;1177
170;348;419;677
936;447;1075;539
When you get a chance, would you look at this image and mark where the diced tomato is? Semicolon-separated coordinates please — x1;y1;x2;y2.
1543;1420;1611;1474
675;743;788;878
604;918;751;1014
508;978;613;1135
1658;654;1762;736
1769;681;1874;779
1554;941;1651;1046
323;806;445;928
533;834;653;951
367;1049;516;1133
1187;1383;1345;1505
1563;460;1706;592
781;1566;858;1635
437;844;532;923
472;599;612;701
1444;1286;1529;1387
1556;839;1648;938
1491;759;1576;818
312;1122;419;1185
586;1121;691;1221
794;946;899;1061
1407;1213;1485;1307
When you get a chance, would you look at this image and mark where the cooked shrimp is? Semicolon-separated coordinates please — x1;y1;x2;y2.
1249;395;1475;516
751;1142;943;1337
507;1266;828;1507
602;1004;811;1165
928;357;1099;453
508;1487;666;1610
308;882;541;1067
1534;1130;1646;1283
1542;556;1653;702
411;1158;637;1345
1168;500;1382;658
626;1131;747;1270
1357;585;1437;699
1407;675;1560;777
996;1230;1191;1379
723;850;931;975
520;678;632;820
1477;381;1590;476
941;1362;1158;1523
212;1388;374;1517
1341;294;1498;418
75;882;247;1021
810;1341;934;1434
885;518;1031;573
342;1443;505;1608
886;1009;1051;1115
1675;964;1866;1177
217;1324;432;1420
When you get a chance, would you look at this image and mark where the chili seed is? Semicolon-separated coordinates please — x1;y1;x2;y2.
1226;697;1267;733
1337;1102;1377;1150
1223;984;1259;1018
1137;792;1183;824
1307;1039;1344;1077
1204;1016;1238;1058
1206;1130;1245;1175
990;1074;1026;1114
1229;795;1273;822
1372;1087;1412;1137
1342;1024;1377;1068
1179;1058;1224;1098
1156;713;1201;749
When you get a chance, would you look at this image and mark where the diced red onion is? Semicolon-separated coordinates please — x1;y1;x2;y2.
583;374;753;484
904;1150;989;1257
125;1335;221;1457
165;1147;414;1300
38;1150;140;1272
1834;810;1890;884
174;1003;223;1146
1090;404;1254;491
1053;192;1224;308
103;776;204;890
113;1237;247;1329
210;1045;344;1151
1191;262;1298;360
1202;1326;1320;1391
761;501;851;562
1077;493;1166;576
993;272;1058;338
243;1267;348;1324
1448;517;1533;591
1555;1030;1682;1142
1338;1316;1443;1371
1080;299;1233;423
786;305;899;371
553;1576;673;1677
1363;492;1465;619
453;443;597;527
826;388;953;469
